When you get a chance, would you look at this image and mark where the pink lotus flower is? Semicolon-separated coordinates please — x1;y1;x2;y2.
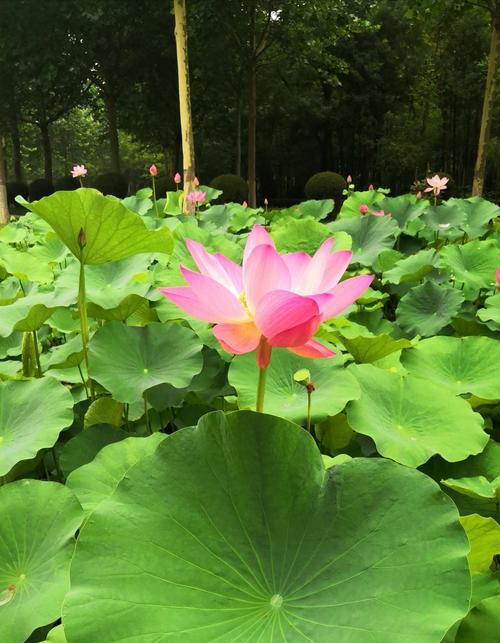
186;190;206;204
264;197;268;206
424;174;449;196
174;172;182;184
193;176;200;187
371;209;385;217
359;204;369;214
149;164;158;177
368;184;374;190
71;164;87;179
346;175;352;184
496;268;500;290
160;225;374;368
242;200;248;208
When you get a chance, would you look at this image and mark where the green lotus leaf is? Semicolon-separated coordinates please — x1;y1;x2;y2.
0;378;74;476
25;188;173;264
198;205;231;232
44;336;83;371
28;236;69;266
421;203;467;234
44;624;67;643
164;190;184;215
401;336;500;399
0;332;22;359
229;348;360;423
271;216;330;253
88;321;203;403
276;199;333;222
0;288;76;337
338;189;384;218
63;410;470;643
448;196;500;239
346;364;488;467
229;206;262;232
440;239;500;298
455;595;500;642
66;434;166;517
330;214;399;266
121;191;153;215
59;425;128;477
339;333;412;363
315;413;354;452
478;293;500;327
382;248;439;284
442;476;500;501
0;480;82;643
170;221;242;269
84;397;124;429
0;276;21;304
396;280;464;337
0;246;54;284
378;194;428;229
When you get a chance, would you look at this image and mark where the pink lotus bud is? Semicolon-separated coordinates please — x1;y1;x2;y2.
264;197;268;206
346;175;352;184
193;176;200;186
416;191;422;199
174;172;182;184
371;209;385;217
242;200;248;208
149;164;158;177
368;184;374;191
359;204;369;214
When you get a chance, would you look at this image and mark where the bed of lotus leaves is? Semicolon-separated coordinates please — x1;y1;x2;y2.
0;184;499;642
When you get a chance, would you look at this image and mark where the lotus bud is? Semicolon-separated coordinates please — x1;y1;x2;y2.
149;164;158;177
359;204;369;214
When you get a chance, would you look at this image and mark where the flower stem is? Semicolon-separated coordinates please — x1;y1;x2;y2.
78;261;94;400
152;176;160;217
306;390;312;433
32;330;42;378
256;366;268;413
143;393;152;434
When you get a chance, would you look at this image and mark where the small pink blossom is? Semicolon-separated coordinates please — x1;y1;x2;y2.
193;176;200;187
71;164;87;179
496;268;500;290
416;191;422;199
186;190;206;204
346;175;352;184
424;174;449;196
242;200;248;208
160;225;374;368
439;223;450;230
359;204;369;214
371;209;385;217
368;184;374;190
174;172;182;184
264;197;268;206
149;164;158;177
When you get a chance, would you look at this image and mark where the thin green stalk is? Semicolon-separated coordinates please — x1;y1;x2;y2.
256;366;268;413
143;394;152;434
152;176;160;217
77;364;89;397
306;390;312;433
78;260;95;400
52;447;64;482
32;330;42;378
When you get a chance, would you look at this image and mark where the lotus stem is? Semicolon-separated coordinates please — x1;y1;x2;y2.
256;366;268;413
32;330;42;378
78;261;95;400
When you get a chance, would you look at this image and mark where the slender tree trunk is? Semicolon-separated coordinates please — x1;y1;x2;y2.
39;121;53;183
472;5;500;196
104;93;121;173
11;120;22;183
173;0;196;214
235;94;242;176
247;3;257;208
0;136;9;224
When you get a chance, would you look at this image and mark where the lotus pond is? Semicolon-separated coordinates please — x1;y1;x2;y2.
0;185;499;642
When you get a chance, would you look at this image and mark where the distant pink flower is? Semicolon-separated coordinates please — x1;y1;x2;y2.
242;200;248;208
160;225;373;368
193;176;200;187
346;175;352;184
186;190;206;204
439;223;450;230
368;184;374;190
496;268;500;290
416;191;422;199
264;197;268;206
149;164;158;177
371;209;385;217
174;172;182;184
424;174;449;196
359;204;369;214
71;164;87;178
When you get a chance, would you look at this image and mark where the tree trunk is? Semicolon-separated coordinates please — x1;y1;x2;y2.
0;136;9;224
472;5;500;196
11;120;23;183
247;3;257;208
104;93;121;173
173;0;196;214
40;121;53;183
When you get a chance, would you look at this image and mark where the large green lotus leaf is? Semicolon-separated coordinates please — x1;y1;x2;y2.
0;276;21;304
25;188;172;264
346;364;488;467
460;514;500;574
0;480;82;643
478;293;500;327
447;196;500;239
84;397;124;429
198;204;231;232
338;189;385;218
339;333;412;363
396;280;464;337
28;235;69;266
66;434;166;517
88;321;203;403
170;221;242;270
0;378;74;476
44;625;67;643
0;332;22;359
63;410;471;643
440;239;500;298
271;216;330;253
382;249;439;284
59;425;129;477
0;246;54;284
442;476;500;501
401;336;500;399
421;203;466;234
229;348;359;423
330;214;399;266
455;595;500;642
275;199;333;222
378;194;428;229
45;336;83;370
228;205;263;232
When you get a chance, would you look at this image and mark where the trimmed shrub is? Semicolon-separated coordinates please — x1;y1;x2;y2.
94;172;128;198
54;176;79;191
29;178;54;201
304;171;347;201
6;181;29;205
210;174;248;203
